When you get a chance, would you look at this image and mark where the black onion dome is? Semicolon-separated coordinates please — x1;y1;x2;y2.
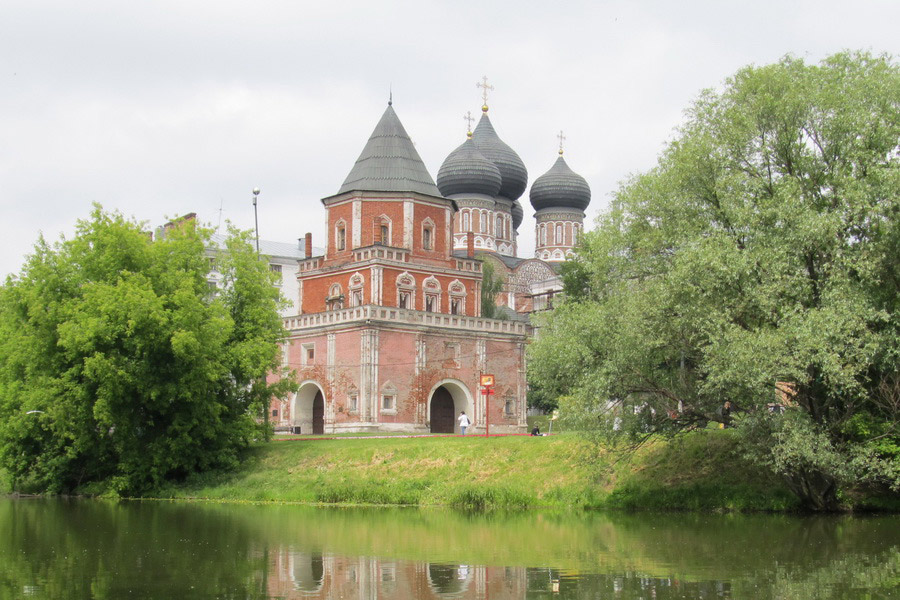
530;155;591;212
436;136;502;197
471;113;528;201
511;199;523;230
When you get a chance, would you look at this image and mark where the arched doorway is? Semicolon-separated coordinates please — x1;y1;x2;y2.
292;381;327;435
430;386;455;433
312;391;324;435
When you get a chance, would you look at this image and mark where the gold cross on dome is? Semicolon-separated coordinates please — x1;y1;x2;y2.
557;130;566;155
476;75;494;111
463;111;474;135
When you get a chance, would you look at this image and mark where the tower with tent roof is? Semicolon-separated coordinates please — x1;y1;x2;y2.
278;101;530;435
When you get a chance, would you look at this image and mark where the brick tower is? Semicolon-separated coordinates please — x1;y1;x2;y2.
277;102;530;435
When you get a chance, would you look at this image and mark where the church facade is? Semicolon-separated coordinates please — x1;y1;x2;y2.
273;95;590;435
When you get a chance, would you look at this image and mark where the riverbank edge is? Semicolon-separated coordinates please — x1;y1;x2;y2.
3;431;898;513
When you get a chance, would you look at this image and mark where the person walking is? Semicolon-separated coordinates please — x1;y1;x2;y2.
458;411;471;435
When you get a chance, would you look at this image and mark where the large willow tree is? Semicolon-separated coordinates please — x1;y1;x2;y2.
0;207;294;495
530;52;899;510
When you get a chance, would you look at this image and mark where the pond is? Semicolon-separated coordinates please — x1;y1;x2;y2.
0;498;897;599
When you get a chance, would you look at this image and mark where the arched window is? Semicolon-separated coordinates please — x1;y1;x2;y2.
374;215;392;246
422;218;435;251
462;211;470;232
448;280;466;315
555;224;563;245
327;283;343;311
423;276;441;313
349;273;364;307
335;220;347;251
396;272;416;309
540;224;546;245
495;214;503;238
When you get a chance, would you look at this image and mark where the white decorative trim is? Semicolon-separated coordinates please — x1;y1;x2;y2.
352;200;362;248
403;201;414;249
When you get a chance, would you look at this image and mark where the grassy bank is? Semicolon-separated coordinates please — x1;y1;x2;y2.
147;430;803;511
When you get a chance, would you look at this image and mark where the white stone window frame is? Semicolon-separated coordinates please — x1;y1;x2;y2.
448;279;466;315
396;271;416;310
555;223;564;245
421;217;436;251
495;214;503;239
539;224;547;245
301;342;315;366
462;210;470;232
376;214;392;246
349;272;365;307
422;275;442;313
327;283;344;310
347;386;359;414
380;383;398;415
335;218;348;251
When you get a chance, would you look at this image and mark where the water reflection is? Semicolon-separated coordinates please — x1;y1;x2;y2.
0;498;897;599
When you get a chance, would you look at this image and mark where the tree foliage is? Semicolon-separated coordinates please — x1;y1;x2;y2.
480;257;507;319
0;207;295;495
529;52;900;510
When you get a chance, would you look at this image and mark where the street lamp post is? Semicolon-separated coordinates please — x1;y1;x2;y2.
252;188;260;256
251;187;269;439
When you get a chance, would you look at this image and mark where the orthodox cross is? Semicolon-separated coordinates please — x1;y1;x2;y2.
557;130;566;155
463;111;474;135
476;75;494;111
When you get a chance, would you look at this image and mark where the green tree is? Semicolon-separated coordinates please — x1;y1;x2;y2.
479;257;507;319
529;52;900;511
0;207;295;495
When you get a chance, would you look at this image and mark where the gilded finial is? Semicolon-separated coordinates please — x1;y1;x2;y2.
476;75;494;112
557;130;566;155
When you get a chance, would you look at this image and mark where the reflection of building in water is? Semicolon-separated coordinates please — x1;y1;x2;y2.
262;547;734;598
264;547;528;599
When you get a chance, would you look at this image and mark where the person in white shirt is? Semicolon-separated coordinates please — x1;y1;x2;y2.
458;411;471;435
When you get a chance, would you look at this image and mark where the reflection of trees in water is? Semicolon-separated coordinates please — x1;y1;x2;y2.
1;499;898;599
735;547;900;599
525;567;732;599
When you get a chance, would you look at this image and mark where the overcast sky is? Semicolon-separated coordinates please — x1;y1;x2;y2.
2;0;898;278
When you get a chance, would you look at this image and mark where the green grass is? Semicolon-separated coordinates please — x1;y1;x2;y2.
143;430;804;512
602;430;801;512
154;433;594;509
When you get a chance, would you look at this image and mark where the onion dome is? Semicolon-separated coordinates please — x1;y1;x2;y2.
511;199;523;230
436;134;502;197
471;113;528;201
338;103;442;197
530;154;591;212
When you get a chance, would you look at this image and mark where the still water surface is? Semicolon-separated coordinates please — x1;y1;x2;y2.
0;498;897;599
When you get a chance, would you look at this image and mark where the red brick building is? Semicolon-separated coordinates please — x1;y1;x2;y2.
276;103;530;434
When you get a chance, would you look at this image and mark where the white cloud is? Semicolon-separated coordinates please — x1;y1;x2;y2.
1;0;897;277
